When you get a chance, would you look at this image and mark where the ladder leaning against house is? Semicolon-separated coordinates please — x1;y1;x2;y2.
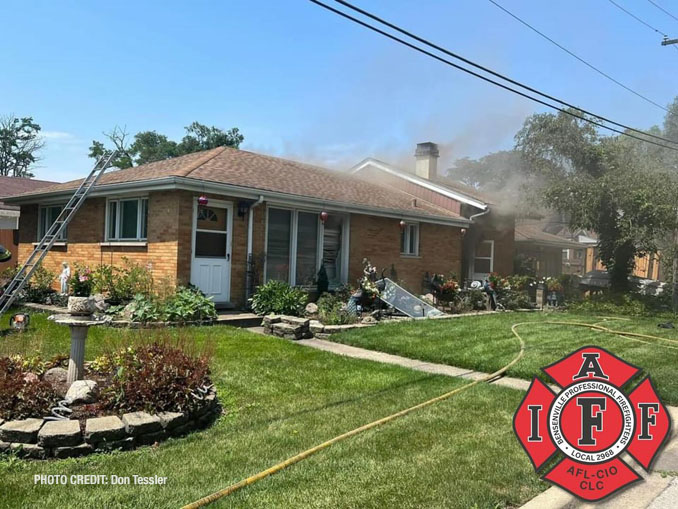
0;151;118;316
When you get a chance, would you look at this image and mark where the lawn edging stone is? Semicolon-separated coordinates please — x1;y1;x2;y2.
0;388;220;460
261;314;378;340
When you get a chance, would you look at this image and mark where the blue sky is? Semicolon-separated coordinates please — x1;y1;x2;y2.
2;0;677;181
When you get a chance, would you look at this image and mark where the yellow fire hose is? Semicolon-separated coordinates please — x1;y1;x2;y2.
182;317;678;508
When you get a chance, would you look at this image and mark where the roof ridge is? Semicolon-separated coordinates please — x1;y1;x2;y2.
178;146;227;177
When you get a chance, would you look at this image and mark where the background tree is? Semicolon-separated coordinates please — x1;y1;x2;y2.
0;115;44;177
444;150;524;191
89;122;244;169
515;108;678;292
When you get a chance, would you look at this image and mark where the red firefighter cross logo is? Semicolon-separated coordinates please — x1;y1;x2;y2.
514;346;671;501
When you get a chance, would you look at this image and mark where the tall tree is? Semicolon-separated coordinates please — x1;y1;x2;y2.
0;115;44;177
444;150;524;191
515;108;678;292
89;122;244;169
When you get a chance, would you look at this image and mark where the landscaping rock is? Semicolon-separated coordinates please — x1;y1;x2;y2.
95;436;134;452
262;314;282;326
0;418;43;444
43;367;68;385
272;322;302;339
361;315;378;325
314;333;331;340
84;416;125;443
156;412;188;430
136;430;167;446
92;293;109;312
0;441;10;452
309;320;324;333
38;420;82;448
322;325;357;334
305;302;318;315
122;412;162;436
281;316;309;327
65;380;98;405
53;443;93;459
10;443;47;459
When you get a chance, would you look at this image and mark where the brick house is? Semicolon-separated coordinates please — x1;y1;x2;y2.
350;142;515;283
0;176;58;272
5;146;469;309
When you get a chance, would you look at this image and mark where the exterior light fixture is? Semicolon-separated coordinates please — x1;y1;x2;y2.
460;228;467;236
320;211;329;224
198;195;209;206
399;220;407;231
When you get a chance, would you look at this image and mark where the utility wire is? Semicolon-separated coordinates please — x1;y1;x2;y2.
313;0;678;151
647;0;678;24
487;0;668;112
608;0;678;52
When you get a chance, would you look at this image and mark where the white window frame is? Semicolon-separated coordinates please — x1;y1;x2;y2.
38;204;67;241
400;222;420;256
473;240;494;275
105;197;148;241
264;206;325;286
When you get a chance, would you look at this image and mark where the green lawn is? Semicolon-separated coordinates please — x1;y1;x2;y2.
332;311;678;405
0;311;545;509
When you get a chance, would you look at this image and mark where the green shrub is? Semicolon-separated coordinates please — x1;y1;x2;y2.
316;292;357;325
69;265;94;296
126;294;163;323
250;280;308;316
163;286;217;323
92;258;155;303
25;264;57;303
568;292;672;317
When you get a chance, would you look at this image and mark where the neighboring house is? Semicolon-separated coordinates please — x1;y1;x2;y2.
513;222;582;277
0;176;58;272
5;147;470;309
350;142;515;283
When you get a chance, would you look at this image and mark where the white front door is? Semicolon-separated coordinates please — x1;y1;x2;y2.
191;200;232;303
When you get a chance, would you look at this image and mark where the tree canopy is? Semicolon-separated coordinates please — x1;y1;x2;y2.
0;115;44;177
89;122;244;169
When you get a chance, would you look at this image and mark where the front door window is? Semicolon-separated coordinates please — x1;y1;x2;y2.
195;206;228;257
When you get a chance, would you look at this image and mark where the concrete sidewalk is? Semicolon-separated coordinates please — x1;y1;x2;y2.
295;338;678;509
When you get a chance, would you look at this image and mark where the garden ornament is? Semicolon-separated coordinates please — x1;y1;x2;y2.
59;261;70;295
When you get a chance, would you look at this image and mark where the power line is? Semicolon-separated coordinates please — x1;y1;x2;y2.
487;0;668;112
646;0;678;25
608;0;678;52
311;0;678;151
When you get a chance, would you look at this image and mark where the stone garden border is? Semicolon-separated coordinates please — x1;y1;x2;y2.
0;388;220;460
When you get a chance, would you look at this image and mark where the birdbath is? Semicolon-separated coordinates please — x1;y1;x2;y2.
50;314;110;385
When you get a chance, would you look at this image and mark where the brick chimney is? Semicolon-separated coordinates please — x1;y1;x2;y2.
414;142;439;180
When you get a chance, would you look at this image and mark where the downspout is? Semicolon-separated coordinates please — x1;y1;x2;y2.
246;195;265;305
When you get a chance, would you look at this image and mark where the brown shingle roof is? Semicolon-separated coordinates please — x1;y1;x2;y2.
0;176;59;210
11;147;464;222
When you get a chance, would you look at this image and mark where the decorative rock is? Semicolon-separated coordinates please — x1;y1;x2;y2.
309;320;324;333
272;323;302;339
136;430;167;446
85;416;125;443
10;443;47;459
95;436;134;452
38;420;82;448
281;316;310;327
156;412;188;430
262;314;282;326
305;302;318;315
65;379;98;404
0;441;9;452
121;412;162;436
53;443;93;459
92;293;109;312
361;315;378;325
314;333;331;340
0;418;43;443
43;367;68;385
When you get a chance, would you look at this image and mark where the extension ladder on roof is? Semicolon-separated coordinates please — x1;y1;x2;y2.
0;151;118;316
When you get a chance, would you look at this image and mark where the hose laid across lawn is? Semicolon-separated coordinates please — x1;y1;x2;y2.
182;317;677;508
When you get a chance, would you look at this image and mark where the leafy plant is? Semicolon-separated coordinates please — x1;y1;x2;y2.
250;280;308;316
125;294;162;323
101;343;212;414
92;258;155;303
0;357;59;420
316;293;357;325
69;265;93;296
163;287;217;323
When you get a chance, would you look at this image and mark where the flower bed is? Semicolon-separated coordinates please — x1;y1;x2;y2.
0;343;220;460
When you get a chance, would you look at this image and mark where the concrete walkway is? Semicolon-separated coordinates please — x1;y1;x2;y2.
296;338;532;391
295;338;678;509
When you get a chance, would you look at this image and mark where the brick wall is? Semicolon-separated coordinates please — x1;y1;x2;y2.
348;213;462;294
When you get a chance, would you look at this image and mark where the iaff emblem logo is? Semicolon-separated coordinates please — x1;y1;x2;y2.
514;346;671;501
